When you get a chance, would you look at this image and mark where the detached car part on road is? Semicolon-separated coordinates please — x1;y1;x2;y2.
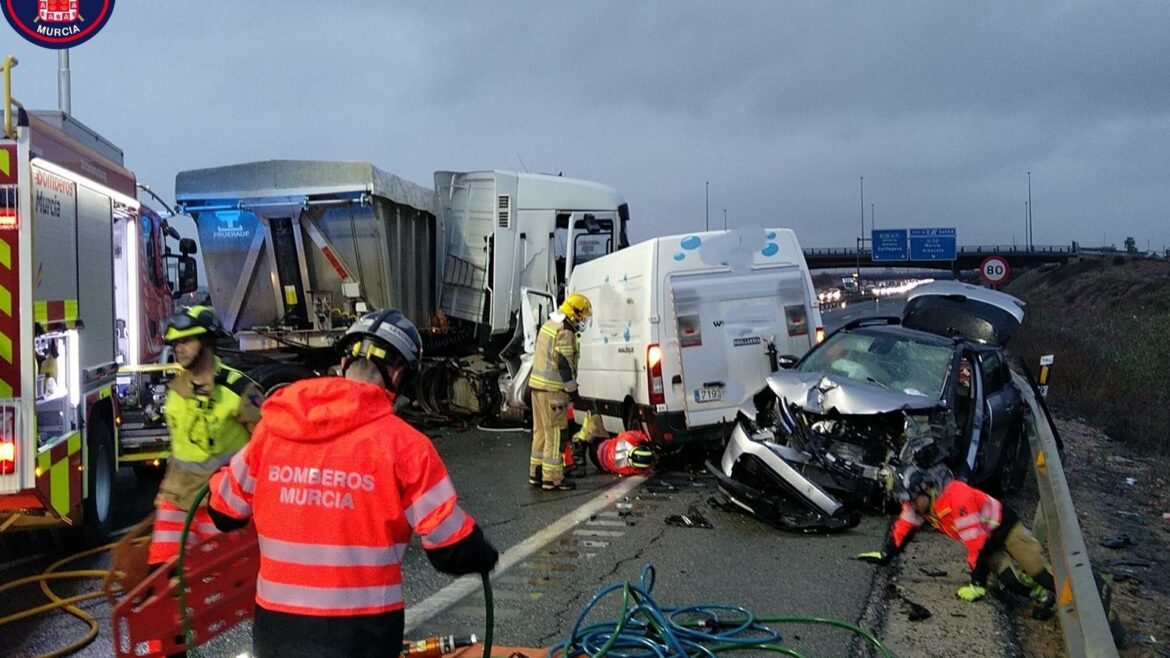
711;281;1031;530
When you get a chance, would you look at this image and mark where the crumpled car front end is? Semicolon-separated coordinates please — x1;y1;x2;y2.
712;370;958;526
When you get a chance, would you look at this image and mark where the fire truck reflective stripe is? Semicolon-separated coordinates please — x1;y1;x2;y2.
420;505;468;549
33;299;80;325
257;577;404;612
0;234;17;397
258;536;407;567
403;477;455;526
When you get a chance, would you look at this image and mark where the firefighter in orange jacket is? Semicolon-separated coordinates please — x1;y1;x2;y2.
858;466;1056;606
591;430;657;476
208;309;499;657
149;305;262;567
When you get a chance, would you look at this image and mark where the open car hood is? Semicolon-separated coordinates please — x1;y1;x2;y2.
902;281;1024;346
766;371;943;416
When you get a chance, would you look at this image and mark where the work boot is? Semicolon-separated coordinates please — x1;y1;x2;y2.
542;479;577;491
565;442;588;478
1030;586;1055;608
528;466;542;488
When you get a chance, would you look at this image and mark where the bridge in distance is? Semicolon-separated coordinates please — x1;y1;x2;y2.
802;243;1080;274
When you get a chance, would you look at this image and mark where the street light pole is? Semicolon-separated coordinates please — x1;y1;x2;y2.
870;203;874;232
857;177;864;282
1024;202;1029;251
705;181;710;231
1027;171;1032;251
723;208;727;230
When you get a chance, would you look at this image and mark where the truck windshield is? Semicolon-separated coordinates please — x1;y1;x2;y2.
797;331;953;399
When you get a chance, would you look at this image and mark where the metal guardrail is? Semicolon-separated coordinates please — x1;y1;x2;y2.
1011;370;1118;658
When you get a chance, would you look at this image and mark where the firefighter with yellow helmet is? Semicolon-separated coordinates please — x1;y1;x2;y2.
148;305;263;567
527;293;592;491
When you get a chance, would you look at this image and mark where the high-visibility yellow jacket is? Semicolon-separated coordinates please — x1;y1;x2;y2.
159;358;262;508
528;318;578;393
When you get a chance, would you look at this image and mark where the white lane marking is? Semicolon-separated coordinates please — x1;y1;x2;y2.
572;528;625;538
403;475;646;633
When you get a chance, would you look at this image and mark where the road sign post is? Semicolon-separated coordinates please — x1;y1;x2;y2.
979;255;1011;286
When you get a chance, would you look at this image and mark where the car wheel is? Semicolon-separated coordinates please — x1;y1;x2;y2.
990;424;1029;495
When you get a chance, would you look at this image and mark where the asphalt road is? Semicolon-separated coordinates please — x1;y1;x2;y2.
0;298;910;658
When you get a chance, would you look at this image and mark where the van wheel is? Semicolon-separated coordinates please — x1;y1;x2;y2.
623;401;650;437
83;418;116;544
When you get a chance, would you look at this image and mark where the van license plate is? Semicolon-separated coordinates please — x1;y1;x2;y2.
695;386;725;403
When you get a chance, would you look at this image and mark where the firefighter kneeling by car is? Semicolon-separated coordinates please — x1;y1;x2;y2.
858;465;1056;607
589;430;656;476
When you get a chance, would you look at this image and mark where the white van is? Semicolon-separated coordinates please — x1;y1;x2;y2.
565;227;823;447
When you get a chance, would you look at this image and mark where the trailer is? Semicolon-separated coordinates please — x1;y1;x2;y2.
0;60;192;540
174;162;630;417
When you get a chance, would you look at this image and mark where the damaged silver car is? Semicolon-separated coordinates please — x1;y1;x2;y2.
711;281;1029;531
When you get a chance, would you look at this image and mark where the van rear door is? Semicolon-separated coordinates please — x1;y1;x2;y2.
670;265;812;428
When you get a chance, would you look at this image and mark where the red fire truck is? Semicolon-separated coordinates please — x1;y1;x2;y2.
0;58;195;541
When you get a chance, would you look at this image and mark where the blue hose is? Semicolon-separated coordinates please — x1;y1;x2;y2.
552;565;896;658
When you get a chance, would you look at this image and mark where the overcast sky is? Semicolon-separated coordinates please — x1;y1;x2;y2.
5;1;1168;250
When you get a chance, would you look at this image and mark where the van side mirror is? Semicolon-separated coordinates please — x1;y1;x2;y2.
176;256;198;295
777;354;800;370
179;237;198;256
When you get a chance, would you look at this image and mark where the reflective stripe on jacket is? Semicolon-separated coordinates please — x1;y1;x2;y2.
208;377;476;617
529;318;578;392
891;480;1003;569
596;431;649;476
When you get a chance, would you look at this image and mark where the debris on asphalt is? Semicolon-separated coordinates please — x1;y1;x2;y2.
615;500;632;516
665;506;713;529
1110;558;1152;569
1100;533;1133;549
919;567;947;578
1125;477;1137;486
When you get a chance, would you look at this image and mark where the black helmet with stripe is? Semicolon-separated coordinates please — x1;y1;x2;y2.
336;309;422;393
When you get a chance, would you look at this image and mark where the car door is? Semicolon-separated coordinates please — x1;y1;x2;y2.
975;349;1022;481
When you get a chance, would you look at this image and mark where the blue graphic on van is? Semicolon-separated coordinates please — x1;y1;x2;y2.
681;235;702;250
767;231;777;240
762;243;779;257
674;252;686;261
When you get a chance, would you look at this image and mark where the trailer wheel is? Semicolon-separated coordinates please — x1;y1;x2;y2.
83;417;116;544
250;364;317;398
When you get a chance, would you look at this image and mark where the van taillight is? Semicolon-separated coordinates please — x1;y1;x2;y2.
815;326;826;344
647;344;665;406
785;304;809;337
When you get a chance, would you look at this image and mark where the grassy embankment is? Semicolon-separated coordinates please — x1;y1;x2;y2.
1006;257;1170;454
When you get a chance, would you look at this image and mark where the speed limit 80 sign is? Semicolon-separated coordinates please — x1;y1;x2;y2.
980;255;1011;286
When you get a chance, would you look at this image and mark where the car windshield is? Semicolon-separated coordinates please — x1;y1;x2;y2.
797;330;953;398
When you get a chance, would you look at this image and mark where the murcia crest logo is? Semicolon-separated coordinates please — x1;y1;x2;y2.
3;0;116;49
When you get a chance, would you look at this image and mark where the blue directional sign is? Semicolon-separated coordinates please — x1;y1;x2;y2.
871;229;909;261
909;228;957;261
